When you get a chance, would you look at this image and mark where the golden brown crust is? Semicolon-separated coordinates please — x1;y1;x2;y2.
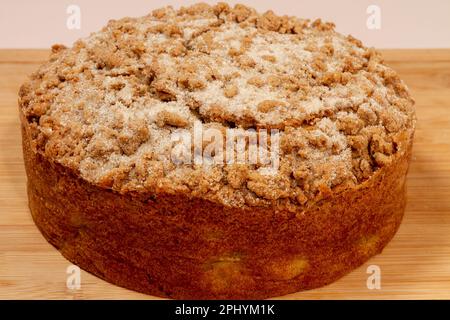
21;104;413;299
19;2;416;299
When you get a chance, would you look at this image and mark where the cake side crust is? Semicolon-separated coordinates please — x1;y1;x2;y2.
21;106;413;299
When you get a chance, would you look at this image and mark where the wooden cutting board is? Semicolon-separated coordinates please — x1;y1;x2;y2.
1;49;449;299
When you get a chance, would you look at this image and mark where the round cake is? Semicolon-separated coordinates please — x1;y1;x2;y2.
19;3;415;299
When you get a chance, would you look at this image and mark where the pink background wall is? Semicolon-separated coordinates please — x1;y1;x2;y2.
1;0;449;49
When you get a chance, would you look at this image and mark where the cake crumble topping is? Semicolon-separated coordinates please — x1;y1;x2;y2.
19;2;415;209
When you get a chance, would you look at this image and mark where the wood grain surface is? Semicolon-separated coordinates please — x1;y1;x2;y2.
0;49;449;300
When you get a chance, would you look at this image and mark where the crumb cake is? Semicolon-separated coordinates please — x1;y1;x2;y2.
19;3;416;299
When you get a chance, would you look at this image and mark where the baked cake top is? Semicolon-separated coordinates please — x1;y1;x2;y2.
19;2;415;209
